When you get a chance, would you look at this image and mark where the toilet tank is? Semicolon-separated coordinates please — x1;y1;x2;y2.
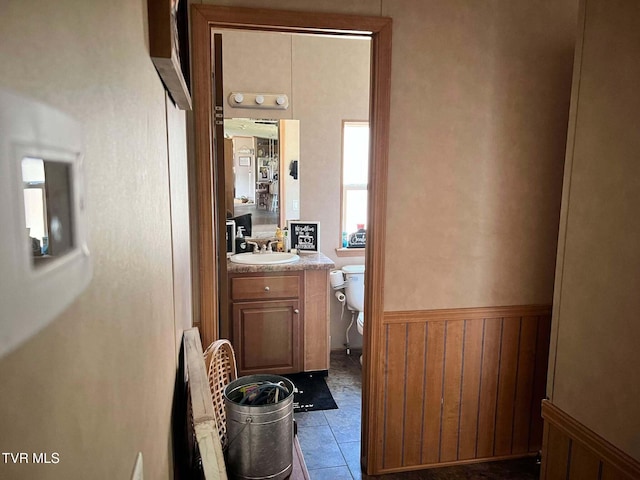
343;264;365;312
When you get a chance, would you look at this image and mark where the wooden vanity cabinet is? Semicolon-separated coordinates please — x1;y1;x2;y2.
229;269;330;376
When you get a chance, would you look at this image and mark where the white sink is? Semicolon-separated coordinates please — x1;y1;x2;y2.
230;252;300;265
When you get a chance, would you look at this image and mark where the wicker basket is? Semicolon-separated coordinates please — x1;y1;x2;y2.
203;339;238;449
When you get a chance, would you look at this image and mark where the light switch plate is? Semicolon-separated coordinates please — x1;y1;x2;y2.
0;89;91;359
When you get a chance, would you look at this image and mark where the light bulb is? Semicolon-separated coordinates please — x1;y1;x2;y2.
276;95;286;105
233;93;244;104
255;95;264;105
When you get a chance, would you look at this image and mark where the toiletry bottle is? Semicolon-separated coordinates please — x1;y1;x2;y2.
275;227;284;252
235;226;248;253
342;231;348;248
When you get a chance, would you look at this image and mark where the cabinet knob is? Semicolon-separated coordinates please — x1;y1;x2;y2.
294;309;299;314
264;286;270;292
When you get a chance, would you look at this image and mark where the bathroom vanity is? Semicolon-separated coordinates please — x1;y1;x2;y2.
227;253;334;376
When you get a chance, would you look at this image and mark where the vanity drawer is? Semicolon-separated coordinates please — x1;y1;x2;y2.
231;274;300;301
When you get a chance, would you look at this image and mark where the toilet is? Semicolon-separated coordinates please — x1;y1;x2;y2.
342;265;365;360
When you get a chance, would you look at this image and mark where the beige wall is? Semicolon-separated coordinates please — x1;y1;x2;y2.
205;0;576;314
547;0;640;460
0;1;192;479
219;30;293;120
383;0;577;311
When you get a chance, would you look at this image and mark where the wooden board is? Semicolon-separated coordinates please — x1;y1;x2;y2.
377;307;551;472
541;401;640;480
303;269;330;371
184;328;227;480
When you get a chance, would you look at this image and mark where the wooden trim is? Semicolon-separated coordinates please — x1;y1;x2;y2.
192;6;218;348
223;138;234;216
362;15;393;476
214;34;230;341
370;453;539;475
377;309;551;473
384;305;552;324
191;5;389;35
190;5;392;475
541;400;640;480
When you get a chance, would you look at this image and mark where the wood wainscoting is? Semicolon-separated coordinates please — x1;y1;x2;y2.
377;305;551;473
541;401;640;480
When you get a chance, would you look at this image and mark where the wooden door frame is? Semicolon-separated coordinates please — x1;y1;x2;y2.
190;5;391;475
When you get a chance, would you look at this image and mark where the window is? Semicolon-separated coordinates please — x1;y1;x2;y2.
341;121;369;247
22;157;48;248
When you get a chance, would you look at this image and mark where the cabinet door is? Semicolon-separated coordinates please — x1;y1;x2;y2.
233;299;302;375
304;270;330;371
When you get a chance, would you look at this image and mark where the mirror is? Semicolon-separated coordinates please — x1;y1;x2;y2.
22;156;75;265
224;118;300;236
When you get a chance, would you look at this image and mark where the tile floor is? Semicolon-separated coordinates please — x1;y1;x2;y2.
295;350;541;480
295;350;364;479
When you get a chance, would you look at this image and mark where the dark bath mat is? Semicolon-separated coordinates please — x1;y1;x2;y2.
283;372;338;413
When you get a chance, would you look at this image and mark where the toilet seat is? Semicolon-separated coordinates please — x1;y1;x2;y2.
356;311;364;335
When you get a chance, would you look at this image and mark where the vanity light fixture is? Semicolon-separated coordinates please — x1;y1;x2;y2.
228;92;289;110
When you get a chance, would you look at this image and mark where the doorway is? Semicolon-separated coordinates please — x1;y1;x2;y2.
190;5;391;475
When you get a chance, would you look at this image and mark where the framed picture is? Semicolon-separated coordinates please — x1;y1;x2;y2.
287;221;320;253
238;156;251;167
148;0;192;110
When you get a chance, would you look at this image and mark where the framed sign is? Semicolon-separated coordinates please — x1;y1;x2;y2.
225;220;235;257
288;221;320;253
347;229;366;248
148;0;192;110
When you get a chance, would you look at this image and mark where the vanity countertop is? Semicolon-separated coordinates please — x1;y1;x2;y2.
227;252;335;274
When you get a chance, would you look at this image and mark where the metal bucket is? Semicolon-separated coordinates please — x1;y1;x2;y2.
224;374;295;480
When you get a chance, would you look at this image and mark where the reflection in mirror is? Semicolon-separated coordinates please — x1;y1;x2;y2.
22;157;74;265
224;119;300;236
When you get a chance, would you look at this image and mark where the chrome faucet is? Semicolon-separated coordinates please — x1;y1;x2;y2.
261;241;275;253
245;240;259;253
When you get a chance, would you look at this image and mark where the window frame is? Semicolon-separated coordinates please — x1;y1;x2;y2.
339;120;369;253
